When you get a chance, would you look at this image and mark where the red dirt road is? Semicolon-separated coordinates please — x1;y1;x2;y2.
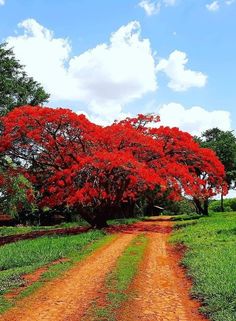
1;218;208;321
1;233;136;321
120;219;207;321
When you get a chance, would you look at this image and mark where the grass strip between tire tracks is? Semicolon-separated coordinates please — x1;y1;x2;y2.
84;233;148;321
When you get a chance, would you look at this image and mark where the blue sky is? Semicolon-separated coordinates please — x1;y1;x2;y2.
0;0;236;135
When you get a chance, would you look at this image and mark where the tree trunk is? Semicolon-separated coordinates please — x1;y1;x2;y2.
203;199;209;216
193;198;209;216
145;199;154;216
92;214;109;229
91;206;109;229
79;210;96;227
220;192;224;212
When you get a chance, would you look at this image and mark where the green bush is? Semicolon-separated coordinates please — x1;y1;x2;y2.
229;198;236;211
209;198;236;213
164;198;196;215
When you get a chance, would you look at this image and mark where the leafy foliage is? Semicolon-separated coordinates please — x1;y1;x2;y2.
197;128;236;188
163;198;196;215
0;43;49;115
209;198;236;212
0;160;37;219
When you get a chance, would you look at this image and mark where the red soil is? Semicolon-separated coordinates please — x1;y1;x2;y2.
1;217;209;321
1;233;136;321
119;219;208;321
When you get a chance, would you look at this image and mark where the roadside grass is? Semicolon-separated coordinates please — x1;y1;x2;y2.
170;213;201;221
107;218;142;225
171;211;236;321
85;234;148;321
0;217;142;237
0;230;115;314
0;221;89;237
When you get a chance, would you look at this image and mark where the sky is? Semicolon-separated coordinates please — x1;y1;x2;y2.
0;0;236;136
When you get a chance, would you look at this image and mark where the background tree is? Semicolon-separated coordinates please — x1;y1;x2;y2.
0;157;37;222
197;128;236;211
0;43;49;115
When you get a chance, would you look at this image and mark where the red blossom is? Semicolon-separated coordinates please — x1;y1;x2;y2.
0;106;227;217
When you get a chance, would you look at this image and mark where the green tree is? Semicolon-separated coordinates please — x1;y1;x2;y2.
197;128;236;211
0;157;37;223
0;43;49;115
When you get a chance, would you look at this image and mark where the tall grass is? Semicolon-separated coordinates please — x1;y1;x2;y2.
171;212;236;321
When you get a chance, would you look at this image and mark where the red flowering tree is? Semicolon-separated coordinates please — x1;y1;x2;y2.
0;106;100;224
119;116;227;215
151;126;227;215
0;107;165;226
0;106;227;226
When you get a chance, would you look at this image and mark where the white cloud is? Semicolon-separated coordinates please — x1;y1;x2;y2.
138;0;176;15
0;0;5;6
7;19;157;122
138;0;161;15
91;111;132;127
206;1;220;11
163;0;176;6
7;19;75;100
215;189;236;199
158;103;231;136
225;0;235;5
156;50;207;91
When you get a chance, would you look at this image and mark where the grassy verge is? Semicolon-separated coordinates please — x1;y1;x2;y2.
0;217;143;237
85;234;148;321
0;230;115;314
170;213;201;221
107;218;142;225
171;212;236;321
0;221;89;237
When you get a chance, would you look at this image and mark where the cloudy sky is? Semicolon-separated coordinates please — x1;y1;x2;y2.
0;0;235;135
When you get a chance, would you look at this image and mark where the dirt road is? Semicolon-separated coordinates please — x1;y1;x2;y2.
120;219;207;321
1;233;136;321
1;218;208;321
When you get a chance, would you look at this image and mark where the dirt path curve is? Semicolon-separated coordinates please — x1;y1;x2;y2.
1;233;136;321
120;217;208;321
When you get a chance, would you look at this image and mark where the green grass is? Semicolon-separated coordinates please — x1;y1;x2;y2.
0;221;89;237
0;230;113;314
171;211;236;321
0;217;142;238
170;213;202;221
85;234;148;321
107;218;142;225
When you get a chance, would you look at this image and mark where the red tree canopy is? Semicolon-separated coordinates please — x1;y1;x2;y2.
0;106;227;225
